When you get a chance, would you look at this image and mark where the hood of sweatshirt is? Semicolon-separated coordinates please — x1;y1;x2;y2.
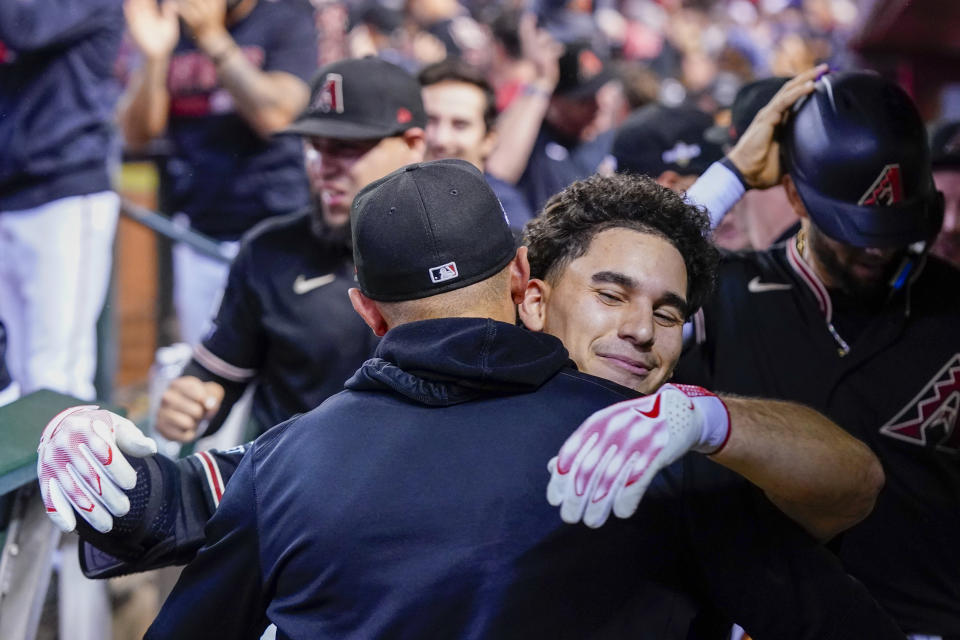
345;318;572;406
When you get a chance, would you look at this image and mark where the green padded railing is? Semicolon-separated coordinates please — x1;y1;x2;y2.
0;391;124;498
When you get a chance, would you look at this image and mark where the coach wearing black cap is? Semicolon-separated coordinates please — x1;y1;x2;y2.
153;56;427;442
141;159;903;640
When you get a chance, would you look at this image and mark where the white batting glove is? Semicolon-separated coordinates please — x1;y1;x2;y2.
547;384;730;528
37;406;158;533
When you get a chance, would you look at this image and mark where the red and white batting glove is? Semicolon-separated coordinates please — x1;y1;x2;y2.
37;406;158;533
546;384;731;528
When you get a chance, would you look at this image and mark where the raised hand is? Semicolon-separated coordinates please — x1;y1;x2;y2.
518;12;563;91
177;0;229;48
124;0;179;60
726;64;828;189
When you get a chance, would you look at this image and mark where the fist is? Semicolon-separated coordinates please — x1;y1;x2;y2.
155;376;224;442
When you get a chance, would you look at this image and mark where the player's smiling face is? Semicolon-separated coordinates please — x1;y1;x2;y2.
521;228;688;394
422;80;495;170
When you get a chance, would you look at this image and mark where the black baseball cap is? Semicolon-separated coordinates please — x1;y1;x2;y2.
554;42;611;99
284;57;427;140
930;120;960;169
351;159;517;302
613;104;723;178
706;76;789;146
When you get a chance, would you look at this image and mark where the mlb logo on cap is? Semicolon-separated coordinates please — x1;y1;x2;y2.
429;261;459;283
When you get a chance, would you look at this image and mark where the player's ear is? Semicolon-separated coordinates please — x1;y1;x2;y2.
518;274;551;332
348;288;390;336
782;174;809;219
508;246;531;305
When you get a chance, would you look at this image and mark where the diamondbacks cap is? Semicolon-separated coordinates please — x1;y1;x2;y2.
554;42;611;98
284;57;426;139
351;159;517;301
613;104;722;177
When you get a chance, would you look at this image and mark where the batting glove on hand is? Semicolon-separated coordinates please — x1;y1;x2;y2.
546;384;730;528
37;406;158;533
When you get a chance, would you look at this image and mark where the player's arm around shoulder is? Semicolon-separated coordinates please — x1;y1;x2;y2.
711;395;884;541
545;383;882;541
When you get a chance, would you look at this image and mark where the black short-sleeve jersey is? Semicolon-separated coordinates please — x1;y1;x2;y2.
193;210;379;433
677;239;960;636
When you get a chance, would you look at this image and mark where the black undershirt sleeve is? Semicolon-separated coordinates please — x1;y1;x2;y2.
78;446;248;578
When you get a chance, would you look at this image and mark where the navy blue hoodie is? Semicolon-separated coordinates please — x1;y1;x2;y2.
0;0;123;210
143;318;904;640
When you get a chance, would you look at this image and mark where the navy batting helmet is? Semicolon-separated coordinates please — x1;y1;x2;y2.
781;71;943;248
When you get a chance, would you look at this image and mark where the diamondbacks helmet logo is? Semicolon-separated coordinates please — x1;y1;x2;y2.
880;354;960;454
858;164;904;206
429;261;459;284
312;73;344;114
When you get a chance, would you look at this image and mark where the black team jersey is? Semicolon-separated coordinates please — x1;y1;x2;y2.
182;209;379;436
677;237;960;638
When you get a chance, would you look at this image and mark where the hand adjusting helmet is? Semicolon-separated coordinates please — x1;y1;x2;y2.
781;71;944;248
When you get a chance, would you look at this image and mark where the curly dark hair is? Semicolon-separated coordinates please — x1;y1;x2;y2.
523;173;719;317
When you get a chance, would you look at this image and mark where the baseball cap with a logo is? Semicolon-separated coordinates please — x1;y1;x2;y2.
554;42;611;99
351;159;517;302
612;104;723;177
284;57;427;139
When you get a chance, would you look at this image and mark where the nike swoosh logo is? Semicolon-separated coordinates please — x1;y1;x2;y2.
293;273;336;294
747;276;792;293
637;394;661;419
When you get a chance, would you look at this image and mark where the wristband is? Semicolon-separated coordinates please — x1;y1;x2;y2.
522;83;553;99
672;384;731;454
685;161;746;229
